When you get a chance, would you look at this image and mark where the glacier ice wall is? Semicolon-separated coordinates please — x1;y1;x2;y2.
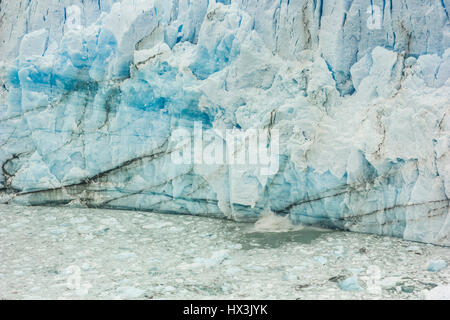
0;0;449;245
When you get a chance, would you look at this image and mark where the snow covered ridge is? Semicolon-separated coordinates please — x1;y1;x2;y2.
0;0;449;245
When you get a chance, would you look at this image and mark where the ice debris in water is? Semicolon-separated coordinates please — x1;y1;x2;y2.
338;277;364;292
117;287;145;299
0;205;449;299
424;285;450;300
313;256;328;265
192;250;231;268
427;260;448;272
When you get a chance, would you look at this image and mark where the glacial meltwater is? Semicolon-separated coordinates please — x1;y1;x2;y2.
0;204;448;300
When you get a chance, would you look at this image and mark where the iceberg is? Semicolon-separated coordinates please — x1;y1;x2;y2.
0;0;449;245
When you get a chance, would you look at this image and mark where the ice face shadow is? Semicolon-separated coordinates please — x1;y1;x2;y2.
237;228;333;250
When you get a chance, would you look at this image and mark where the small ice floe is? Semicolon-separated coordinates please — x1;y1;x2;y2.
378;276;400;289
228;243;243;250
114;252;137;261
282;272;298;281
168;226;185;232
225;266;242;275
117;286;145;299
193;250;230;267
10;217;30;229
81;263;93;271
99;217;119;226
70;216;88;224
338;277;363;292
424;285;450;300
313;256;328;265
401;286;414;293
426;259;448;272
181;250;231;269
164;286;176;293
246;265;265;272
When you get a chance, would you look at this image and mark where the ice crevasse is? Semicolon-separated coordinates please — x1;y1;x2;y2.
0;0;449;245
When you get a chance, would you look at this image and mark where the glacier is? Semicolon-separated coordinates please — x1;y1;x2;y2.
0;0;449;245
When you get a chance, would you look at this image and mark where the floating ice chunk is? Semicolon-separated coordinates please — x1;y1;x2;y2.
117;286;145;299
282;272;298;281
225;266;242;275
114;252;137;261
313;256;328;265
427;260;448;272
164;286;176;292
70;216;88;224
424;285;450;300
192;250;230;267
338;277;363;292
99;218;119;226
379;277;401;289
